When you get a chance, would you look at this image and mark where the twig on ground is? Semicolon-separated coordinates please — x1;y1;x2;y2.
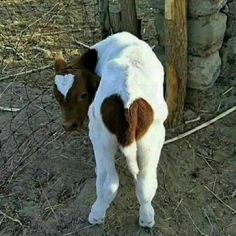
212;177;217;192
197;153;214;171
22;29;83;37
204;186;236;214
216;103;222;112
1;60;11;74
203;209;214;236
222;87;234;96
183;206;209;236
0;64;53;82
44;131;65;147
62;224;95;235
151;45;156;50
77;224;96;232
63;232;74;236
174;198;183;213
0;210;23;226
44;204;63;211
185;116;201;124
74;40;90;49
32;46;51;55
164;106;236;145
202;157;214;171
0;106;21;112
40;186;58;222
0;82;13;99
4;46;25;61
0;216;5;225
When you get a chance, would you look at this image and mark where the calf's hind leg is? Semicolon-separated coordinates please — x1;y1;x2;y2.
136;123;165;228
88;125;119;224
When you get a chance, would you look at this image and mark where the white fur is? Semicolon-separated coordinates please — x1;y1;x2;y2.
87;32;168;228
55;74;74;98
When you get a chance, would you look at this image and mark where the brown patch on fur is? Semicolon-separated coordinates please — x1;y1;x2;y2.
101;95;154;146
54;50;99;131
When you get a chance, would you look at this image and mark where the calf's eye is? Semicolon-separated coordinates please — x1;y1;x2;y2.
79;92;88;100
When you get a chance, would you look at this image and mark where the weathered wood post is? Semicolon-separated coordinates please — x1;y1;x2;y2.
165;0;188;127
99;0;110;39
99;0;122;38
99;0;140;38
119;0;141;38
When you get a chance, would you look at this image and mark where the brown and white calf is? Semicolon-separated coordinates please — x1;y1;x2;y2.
54;32;168;228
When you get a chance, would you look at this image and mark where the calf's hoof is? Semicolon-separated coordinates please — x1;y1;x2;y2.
88;213;104;224
139;218;155;228
88;203;106;225
139;204;155;228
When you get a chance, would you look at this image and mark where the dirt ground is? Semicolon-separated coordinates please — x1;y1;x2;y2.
0;1;236;236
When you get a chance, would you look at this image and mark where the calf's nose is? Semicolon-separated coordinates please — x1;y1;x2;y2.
62;122;78;131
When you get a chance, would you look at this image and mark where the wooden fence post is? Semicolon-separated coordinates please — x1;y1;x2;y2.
99;0;140;38
99;0;110;39
119;0;141;38
165;0;188;127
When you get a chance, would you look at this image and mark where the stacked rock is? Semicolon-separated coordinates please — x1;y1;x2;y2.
220;0;236;83
151;0;227;90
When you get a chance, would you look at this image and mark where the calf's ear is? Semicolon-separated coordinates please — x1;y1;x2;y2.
55;56;67;74
76;49;98;73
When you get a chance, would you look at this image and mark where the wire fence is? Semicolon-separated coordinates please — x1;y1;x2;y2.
0;0;101;186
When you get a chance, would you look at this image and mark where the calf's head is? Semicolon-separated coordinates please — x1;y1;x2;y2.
54;49;99;131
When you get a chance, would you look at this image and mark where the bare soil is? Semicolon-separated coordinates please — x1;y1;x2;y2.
0;1;236;236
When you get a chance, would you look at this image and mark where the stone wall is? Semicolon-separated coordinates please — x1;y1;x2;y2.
151;0;235;90
220;0;236;84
